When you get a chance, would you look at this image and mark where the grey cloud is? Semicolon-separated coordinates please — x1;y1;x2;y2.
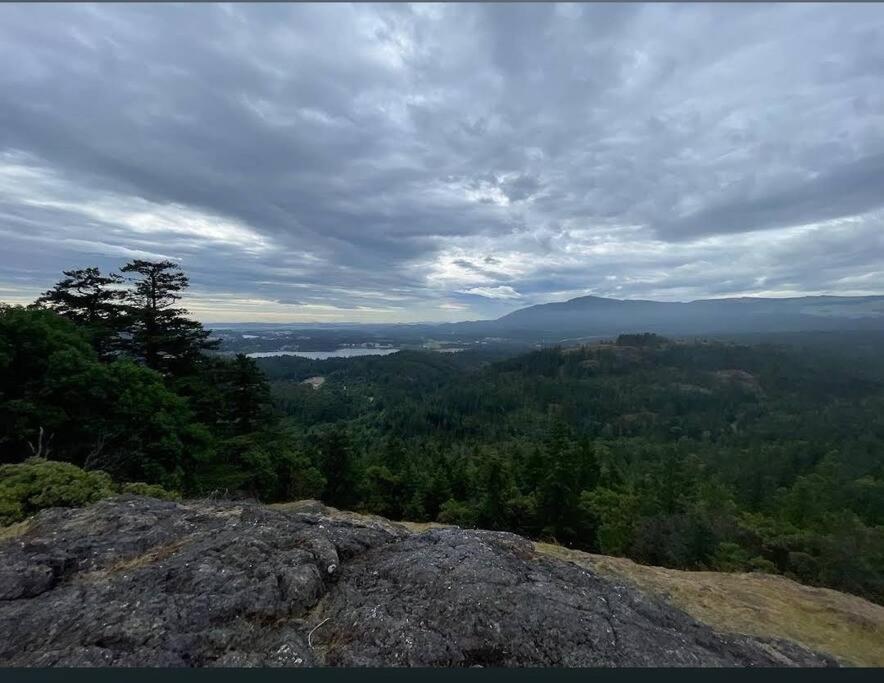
451;259;513;282
0;3;882;321
501;174;543;202
657;153;884;240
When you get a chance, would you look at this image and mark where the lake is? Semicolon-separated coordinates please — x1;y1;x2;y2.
247;348;400;360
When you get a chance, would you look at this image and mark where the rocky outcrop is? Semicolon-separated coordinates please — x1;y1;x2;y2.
0;496;836;667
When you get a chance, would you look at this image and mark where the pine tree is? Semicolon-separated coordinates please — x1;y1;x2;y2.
380;435;407;473
318;428;358;509
577;436;601;492
120;259;218;373
226;353;271;435
35;267;125;357
536;417;583;544
477;453;515;530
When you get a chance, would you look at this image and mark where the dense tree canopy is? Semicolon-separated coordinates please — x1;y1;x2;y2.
2;261;320;499
2;264;883;606
261;334;884;604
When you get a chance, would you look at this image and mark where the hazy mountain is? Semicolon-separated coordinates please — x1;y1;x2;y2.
210;295;884;347
435;295;884;341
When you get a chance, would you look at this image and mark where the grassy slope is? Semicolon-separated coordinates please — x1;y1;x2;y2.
534;544;884;667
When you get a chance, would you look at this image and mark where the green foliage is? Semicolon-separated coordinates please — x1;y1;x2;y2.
437;498;479;527
191;433;325;502
0;306;211;488
581;487;640;556
5;266;884;605
747;556;779;573
118;481;181;500
225;354;273;434
258;334;884;603
712;542;752;572
1;261;328;506
616;333;667;348
34;267;125;358
0;458;182;525
317;428;359;509
35;267;124;325
0;458;115;525
363;464;406;519
120;259;219;374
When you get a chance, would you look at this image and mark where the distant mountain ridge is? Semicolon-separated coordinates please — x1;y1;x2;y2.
436;294;884;340
210;294;884;342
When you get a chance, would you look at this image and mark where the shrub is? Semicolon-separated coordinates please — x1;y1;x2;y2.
437;498;478;527
712;541;751;572
0;458;182;525
118;482;181;501
0;457;115;525
748;556;779;574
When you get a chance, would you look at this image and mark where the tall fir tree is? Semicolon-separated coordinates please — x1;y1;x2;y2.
120;259;218;374
318;428;359;509
536;417;583;544
35;267;125;358
226;353;272;435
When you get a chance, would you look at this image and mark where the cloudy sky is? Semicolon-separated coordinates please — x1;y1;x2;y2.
1;3;883;323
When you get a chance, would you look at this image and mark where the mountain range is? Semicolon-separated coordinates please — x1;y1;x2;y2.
433;294;884;341
211;294;884;345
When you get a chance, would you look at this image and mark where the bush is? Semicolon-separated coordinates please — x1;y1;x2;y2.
118;482;181;501
437;498;478;527
712;541;751;572
748;556;779;574
787;551;820;583
191;436;325;502
0;457;115;525
0;458;182;525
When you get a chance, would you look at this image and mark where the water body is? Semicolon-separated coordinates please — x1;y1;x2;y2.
247;348;400;360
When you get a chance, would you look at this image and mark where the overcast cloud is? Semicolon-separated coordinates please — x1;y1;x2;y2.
1;2;883;322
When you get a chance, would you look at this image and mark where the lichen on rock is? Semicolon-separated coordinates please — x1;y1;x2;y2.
0;496;836;667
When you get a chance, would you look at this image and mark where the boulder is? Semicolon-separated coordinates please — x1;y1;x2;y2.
0;496;835;667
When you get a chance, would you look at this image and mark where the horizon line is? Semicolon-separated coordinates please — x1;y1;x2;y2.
199;291;884;327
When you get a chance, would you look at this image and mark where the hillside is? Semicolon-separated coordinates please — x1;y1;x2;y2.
211;295;884;352
537;545;884;667
3;299;882;658
262;334;884;607
0;495;864;667
433;294;884;341
6;302;881;609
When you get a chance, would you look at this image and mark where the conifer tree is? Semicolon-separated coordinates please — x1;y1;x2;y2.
226;353;271;435
536;417;583;543
35;267;125;357
120;259;218;373
318;428;358;508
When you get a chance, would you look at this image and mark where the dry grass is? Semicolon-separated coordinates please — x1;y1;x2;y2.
535;543;884;667
109;538;190;573
271;500;411;536
0;519;32;541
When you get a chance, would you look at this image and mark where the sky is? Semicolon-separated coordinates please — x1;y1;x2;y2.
1;2;883;323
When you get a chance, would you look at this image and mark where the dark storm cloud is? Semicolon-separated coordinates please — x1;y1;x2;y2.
659;153;884;240
1;2;883;321
451;259;513;282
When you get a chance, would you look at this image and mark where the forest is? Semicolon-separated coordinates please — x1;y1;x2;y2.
1;262;882;606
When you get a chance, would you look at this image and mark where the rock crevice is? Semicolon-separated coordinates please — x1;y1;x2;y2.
0;496;836;667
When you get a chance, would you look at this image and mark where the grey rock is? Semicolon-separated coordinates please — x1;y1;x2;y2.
0;496;836;667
